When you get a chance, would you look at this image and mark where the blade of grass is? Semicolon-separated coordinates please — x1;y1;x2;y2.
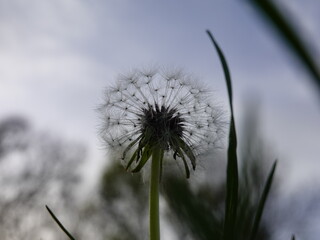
46;205;76;240
249;160;277;240
207;30;238;240
162;175;223;240
249;0;320;93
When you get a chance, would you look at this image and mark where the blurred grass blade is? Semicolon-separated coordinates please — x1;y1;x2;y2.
162;176;223;240
207;30;238;240
249;0;320;93
46;205;76;240
292;234;296;240
249;160;277;240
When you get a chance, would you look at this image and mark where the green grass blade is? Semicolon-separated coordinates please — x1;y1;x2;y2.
206;31;234;113
162;175;223;240
46;205;76;240
207;30;239;240
249;0;320;93
249;160;277;240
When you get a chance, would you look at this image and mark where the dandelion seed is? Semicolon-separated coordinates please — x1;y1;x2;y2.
99;68;225;178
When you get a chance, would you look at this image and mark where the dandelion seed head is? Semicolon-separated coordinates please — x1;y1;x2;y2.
99;68;225;176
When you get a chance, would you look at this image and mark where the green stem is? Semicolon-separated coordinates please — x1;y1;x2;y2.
149;147;162;240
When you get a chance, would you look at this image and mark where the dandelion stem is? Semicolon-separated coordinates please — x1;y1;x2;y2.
149;146;162;240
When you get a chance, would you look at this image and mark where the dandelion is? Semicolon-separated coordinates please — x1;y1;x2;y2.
99;67;224;240
99;68;224;177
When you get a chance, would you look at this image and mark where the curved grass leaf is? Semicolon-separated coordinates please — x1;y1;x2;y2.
46;205;76;240
162;175;223;240
207;30;239;240
249;160;277;240
249;0;320;93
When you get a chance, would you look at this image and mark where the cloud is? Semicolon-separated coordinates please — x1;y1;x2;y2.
0;1;319;193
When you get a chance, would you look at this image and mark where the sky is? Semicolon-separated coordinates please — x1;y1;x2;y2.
0;0;320;238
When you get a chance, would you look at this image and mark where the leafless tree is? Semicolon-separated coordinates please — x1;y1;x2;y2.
0;116;85;240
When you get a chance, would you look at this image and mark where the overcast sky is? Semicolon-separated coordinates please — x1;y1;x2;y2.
1;0;320;237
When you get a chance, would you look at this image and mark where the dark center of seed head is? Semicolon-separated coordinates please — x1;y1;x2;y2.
140;104;185;144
